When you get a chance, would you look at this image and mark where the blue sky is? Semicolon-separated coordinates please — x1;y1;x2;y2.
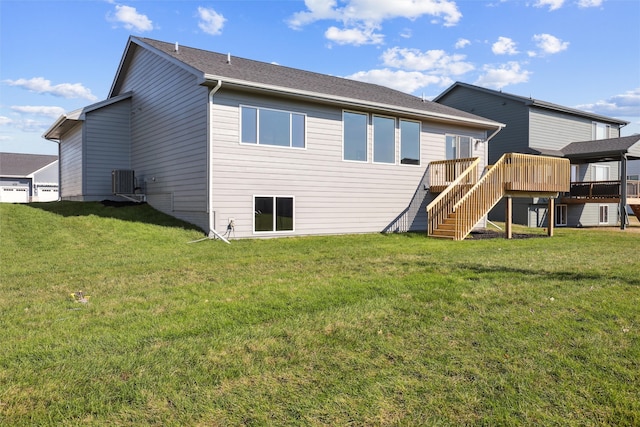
1;0;639;155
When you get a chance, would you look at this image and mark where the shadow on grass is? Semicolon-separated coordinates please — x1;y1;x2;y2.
26;201;204;232
457;263;640;287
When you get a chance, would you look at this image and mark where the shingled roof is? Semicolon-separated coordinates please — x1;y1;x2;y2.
434;82;629;126
561;135;640;161
109;37;503;129
0;152;58;177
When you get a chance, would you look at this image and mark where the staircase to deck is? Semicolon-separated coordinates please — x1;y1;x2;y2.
427;153;570;240
631;204;640;222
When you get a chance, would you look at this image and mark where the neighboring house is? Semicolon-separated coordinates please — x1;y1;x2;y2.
0;152;59;203
44;36;509;239
434;82;640;228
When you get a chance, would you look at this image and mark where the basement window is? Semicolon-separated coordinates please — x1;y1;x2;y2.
254;196;294;233
599;205;609;224
555;204;567;226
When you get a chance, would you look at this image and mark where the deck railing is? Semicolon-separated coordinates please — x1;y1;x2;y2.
427;153;570;240
567;180;640;199
429;158;479;191
426;157;481;236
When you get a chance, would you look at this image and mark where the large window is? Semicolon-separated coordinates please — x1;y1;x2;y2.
343;111;368;161
445;135;472;160
373;116;396;164
254;196;294;233
241;106;305;148
400;120;420;165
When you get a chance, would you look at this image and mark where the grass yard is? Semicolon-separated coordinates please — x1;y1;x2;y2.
1;202;638;426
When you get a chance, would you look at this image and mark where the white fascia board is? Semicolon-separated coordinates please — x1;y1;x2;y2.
204;74;504;130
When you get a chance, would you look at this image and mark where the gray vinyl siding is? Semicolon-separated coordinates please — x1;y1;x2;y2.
529;108;593;151
585;161;619;181
436;87;529;164
209;90;488;238
59;124;83;198
115;47;209;230
84;99;132;197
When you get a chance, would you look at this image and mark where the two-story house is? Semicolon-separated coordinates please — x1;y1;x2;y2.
434;82;640;229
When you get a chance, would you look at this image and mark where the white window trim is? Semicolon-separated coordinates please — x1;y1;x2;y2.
598;204;609;225
342;110;369;163
239;105;307;150
399;119;421;167
253;195;296;234
372;114;397;165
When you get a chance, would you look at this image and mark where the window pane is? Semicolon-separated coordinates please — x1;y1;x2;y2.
445;135;456;160
459;136;471;158
275;197;294;231
291;114;305;148
400;120;420;165
241;107;257;144
344;112;368;161
373;116;395;164
254;197;274;232
259;109;290;147
594;165;609;181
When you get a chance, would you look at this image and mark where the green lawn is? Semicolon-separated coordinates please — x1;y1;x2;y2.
1;202;638;426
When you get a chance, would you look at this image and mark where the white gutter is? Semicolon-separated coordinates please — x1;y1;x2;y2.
202;74;505;130
206;80;230;244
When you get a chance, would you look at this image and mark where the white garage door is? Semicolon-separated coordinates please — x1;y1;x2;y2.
0;186;29;203
35;187;59;202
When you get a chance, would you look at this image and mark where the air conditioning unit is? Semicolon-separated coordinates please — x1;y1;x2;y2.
112;169;135;194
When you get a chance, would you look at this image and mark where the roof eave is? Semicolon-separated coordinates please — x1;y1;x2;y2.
204;75;504;130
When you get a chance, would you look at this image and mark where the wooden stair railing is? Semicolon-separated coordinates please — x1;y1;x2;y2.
426;157;481;238
427;153;570;240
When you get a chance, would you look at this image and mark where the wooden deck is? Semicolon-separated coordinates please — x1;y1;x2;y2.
561;180;640;204
427;153;570;240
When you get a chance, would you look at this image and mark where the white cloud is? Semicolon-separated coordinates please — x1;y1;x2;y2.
197;7;226;36
290;0;462;28
577;0;603;7
533;33;569;55
475;62;531;89
289;0;462;45
325;25;384;45
455;38;470;49
345;69;451;94
4;77;98;101
574;88;640;117
0;116;14;126
381;47;474;75
534;0;565;11
108;4;153;32
492;37;519;55
400;28;413;39
11;106;66;118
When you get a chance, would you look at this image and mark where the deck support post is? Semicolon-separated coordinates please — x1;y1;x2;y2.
547;198;555;237
620;154;628;230
505;196;512;239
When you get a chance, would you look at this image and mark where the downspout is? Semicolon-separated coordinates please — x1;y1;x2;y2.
206;80;230;243
57;141;62;201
